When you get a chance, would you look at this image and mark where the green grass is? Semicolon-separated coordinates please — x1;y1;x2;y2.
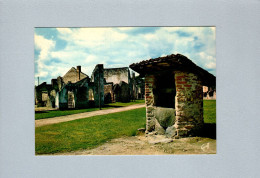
35;100;145;120
203;100;216;124
35;99;216;154
35;107;146;154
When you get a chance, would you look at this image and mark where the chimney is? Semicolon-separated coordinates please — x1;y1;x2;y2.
77;66;81;81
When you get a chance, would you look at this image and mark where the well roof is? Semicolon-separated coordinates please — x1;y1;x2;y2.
129;54;216;86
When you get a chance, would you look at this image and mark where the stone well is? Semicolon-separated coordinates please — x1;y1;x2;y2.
130;54;216;138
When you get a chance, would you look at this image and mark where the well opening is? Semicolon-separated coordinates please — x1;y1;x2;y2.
153;72;176;108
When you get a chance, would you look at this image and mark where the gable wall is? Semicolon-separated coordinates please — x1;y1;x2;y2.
63;68;87;84
104;68;129;84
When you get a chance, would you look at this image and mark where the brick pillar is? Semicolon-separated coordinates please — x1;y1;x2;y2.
145;74;155;134
175;71;203;137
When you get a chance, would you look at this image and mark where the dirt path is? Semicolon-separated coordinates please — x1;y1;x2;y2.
46;134;216;155
35;104;145;127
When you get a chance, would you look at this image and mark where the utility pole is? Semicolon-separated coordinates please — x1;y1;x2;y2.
38;77;39;86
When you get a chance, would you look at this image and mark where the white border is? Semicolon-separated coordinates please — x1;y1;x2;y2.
0;0;260;177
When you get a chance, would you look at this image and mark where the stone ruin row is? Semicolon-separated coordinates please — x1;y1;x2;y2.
35;64;145;110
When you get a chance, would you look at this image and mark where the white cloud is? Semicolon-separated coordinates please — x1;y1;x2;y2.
144;34;156;40
58;28;128;48
199;52;215;61
35;27;216;84
51;50;87;60
85;55;98;63
35;34;55;60
35;71;48;78
56;28;72;34
117;27;135;31
205;62;216;69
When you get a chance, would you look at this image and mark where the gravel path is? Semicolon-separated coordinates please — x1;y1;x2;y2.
40;135;216;155
35;104;145;127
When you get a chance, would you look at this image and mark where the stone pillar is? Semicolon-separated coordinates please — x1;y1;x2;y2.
93;64;104;107
35;89;43;107
59;87;68;110
55;91;59;108
174;71;203;137
145;74;155;134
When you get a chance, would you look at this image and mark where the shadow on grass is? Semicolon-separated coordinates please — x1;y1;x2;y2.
199;123;216;139
103;105;123;108
35;111;48;113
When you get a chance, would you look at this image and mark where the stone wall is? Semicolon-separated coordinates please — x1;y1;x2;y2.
92;64;104;107
103;68;129;84
59;86;68;109
144;71;204;138
174;71;203;137
145;74;176;137
104;83;114;103
75;86;89;109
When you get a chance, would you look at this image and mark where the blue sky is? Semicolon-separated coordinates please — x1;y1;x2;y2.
34;27;216;85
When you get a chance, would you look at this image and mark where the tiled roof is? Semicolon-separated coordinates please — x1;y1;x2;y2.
130;54;216;86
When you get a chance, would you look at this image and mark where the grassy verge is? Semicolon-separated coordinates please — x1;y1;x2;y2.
35;107;146;154
202;100;216;139
35;100;145;120
203;100;216;124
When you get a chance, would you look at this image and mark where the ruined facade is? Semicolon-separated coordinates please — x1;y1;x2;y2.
35;64;141;109
58;77;90;109
130;54;216;138
35;82;53;107
203;86;216;100
102;67;138;103
36;65;101;109
103;67;130;84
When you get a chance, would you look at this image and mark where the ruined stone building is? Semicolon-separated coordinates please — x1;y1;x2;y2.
35;66;92;109
130;54;216;138
35;64;140;109
203;86;216;100
102;67;137;103
35;81;56;108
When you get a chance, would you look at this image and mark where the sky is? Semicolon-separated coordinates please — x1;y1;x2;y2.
34;27;216;85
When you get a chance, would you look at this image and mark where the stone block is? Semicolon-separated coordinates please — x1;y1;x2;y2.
154;119;165;135
154;107;176;129
146;118;155;132
185;125;195;129
165;125;177;138
177;129;188;136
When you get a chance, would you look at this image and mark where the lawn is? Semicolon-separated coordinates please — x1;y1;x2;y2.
35;100;145;120
35;100;216;154
35;107;146;154
202;100;216;139
203;100;216;124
